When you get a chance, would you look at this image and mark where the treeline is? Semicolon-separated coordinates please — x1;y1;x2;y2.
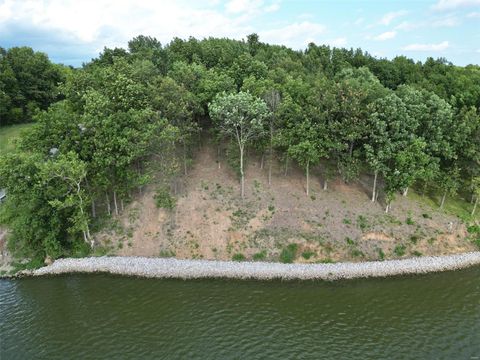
0;47;65;125
0;34;479;260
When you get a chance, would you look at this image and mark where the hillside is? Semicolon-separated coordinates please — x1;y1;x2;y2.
98;144;476;263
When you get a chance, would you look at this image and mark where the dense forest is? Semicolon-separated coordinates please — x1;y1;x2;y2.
0;34;479;260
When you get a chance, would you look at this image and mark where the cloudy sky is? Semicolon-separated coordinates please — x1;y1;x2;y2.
1;0;479;66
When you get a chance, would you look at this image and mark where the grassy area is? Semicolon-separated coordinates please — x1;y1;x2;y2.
0;123;33;156
408;188;479;222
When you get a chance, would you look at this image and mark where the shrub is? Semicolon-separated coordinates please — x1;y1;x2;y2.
345;237;355;246
280;243;298;263
377;248;385;261
406;217;415;225
154;187;176;209
253;250;266;261
232;253;246;261
350;249;364;258
412;250;422;257
301;250;315;260
342;218;351;225
357;215;368;231
394;244;406;257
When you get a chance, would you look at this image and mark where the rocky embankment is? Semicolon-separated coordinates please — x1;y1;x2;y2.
30;252;480;280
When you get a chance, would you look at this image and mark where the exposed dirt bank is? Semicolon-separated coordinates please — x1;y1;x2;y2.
96;144;477;263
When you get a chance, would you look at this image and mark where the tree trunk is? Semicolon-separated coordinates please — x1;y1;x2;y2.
240;146;245;199
113;190;119;215
183;141;188;176
372;170;378;202
306;161;310;196
403;187;409;197
472;196;478;216
217;145;221;169
91;200;96;218
260;153;264;170
323;179;328;191
284;156;289;176
385;203;390;213
105;192;111;216
349;142;354;158
121;199;124;212
268;124;273;186
440;191;447;209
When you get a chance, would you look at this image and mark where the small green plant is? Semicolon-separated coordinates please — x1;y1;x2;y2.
319;258;335;263
268;204;275;212
410;235;419;244
406;217;415;225
159;249;176;258
393;244;406;257
377;248;385;261
301;250;316;260
350;249;364;258
342;217;351;225
253;250;267;261
232;253;246;261
422;213;432;219
310;195;316;201
356;215;369;231
280;243;298;263
154;187;176;209
345;237;355;246
412;250;422;257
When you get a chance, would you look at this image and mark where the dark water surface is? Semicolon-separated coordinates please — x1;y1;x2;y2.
1;267;479;359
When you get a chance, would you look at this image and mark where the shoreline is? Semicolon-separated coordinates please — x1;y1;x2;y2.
20;251;480;281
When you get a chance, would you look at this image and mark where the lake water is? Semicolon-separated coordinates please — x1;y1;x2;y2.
1;267;479;359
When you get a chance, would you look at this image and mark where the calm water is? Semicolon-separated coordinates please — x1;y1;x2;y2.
1;268;479;359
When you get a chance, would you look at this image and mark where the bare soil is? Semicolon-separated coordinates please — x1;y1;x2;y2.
97;144;476;263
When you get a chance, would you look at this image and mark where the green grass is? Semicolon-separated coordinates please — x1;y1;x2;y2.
252;250;266;261
0;123;33;155
301;250;316;260
393;244;406;257
232;253;246;261
407;188;479;221
279;243;298;263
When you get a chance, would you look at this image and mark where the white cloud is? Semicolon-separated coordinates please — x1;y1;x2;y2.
432;0;480;11
403;41;450;51
0;0;260;49
432;16;460;27
225;0;279;15
379;10;408;25
374;31;397;41
395;21;419;31
467;11;480;17
260;21;327;48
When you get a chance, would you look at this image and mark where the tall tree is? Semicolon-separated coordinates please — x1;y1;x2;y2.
209;91;270;198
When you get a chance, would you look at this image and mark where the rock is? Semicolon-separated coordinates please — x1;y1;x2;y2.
44;256;53;266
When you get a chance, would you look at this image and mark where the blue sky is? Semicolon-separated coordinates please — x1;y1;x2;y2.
1;0;479;66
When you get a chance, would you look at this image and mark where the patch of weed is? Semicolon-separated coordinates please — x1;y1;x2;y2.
280;243;298;263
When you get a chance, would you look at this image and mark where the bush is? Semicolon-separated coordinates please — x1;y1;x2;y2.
232;253;246;261
154;187;176;209
253;250;266;261
377;248;385;261
280;243;298;263
357;215;368;231
406;217;415;225
394;244;406;257
301;250;315;260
